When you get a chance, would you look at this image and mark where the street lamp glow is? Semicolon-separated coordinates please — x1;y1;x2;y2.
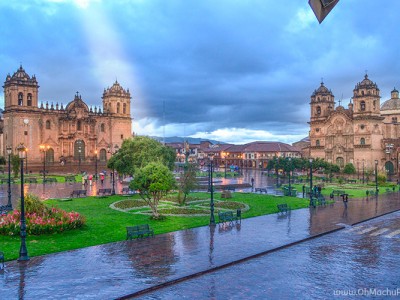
208;152;216;226
6;146;12;210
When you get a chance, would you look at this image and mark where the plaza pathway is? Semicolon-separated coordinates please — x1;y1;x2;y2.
1;191;400;299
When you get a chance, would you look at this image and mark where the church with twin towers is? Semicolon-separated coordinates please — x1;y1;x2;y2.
309;73;400;176
1;66;132;171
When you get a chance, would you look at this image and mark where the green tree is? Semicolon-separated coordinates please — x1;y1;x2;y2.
11;155;20;178
0;156;6;165
178;163;198;205
343;163;356;174
129;162;176;219
108;136;176;176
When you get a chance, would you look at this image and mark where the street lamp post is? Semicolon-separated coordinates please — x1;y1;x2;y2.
375;160;379;195
39;145;49;183
357;160;359;180
288;157;292;192
107;144;119;195
78;148;82;173
25;148;28;175
309;158;313;206
17;144;29;262
94;150;98;180
362;160;365;184
208;153;216;226
6;146;12;209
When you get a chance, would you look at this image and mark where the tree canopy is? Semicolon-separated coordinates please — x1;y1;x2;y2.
129;162;176;218
107;136;176;175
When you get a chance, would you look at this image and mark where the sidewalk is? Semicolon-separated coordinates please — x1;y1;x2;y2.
1;193;400;299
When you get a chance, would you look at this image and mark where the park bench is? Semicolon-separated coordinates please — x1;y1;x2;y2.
254;187;267;193
64;176;76;182
347;179;357;184
98;188;112;196
121;187;135;194
0;204;12;215
70;190;87;198
44;178;57;183
366;190;377;196
277;203;290;214
24;178;37;183
126;224;154;240
0;178;14;184
0;251;4;270
218;210;241;224
332;190;345;197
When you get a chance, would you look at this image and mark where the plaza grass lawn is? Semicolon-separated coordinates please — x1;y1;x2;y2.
0;192;309;261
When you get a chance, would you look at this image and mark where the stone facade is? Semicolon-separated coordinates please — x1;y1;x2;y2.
2;66;132;169
309;74;400;176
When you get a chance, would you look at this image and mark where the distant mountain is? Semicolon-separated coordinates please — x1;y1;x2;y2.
150;136;226;145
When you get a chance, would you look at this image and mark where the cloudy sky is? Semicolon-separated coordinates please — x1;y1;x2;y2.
1;0;399;144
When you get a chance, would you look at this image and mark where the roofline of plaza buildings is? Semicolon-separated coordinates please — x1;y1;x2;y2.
165;140;304;169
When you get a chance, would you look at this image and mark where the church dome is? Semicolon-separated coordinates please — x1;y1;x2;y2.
381;87;400;111
354;74;379;90
103;80;130;97
4;65;38;86
311;81;333;97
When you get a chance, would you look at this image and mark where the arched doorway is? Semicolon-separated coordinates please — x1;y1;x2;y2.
74;140;85;161
385;161;394;175
99;149;107;162
46;148;54;163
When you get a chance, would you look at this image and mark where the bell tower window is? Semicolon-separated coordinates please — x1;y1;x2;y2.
77;120;82;131
316;106;321;115
45;120;51;129
27;94;32;106
18;92;23;106
360;101;366;111
360;138;365;145
316;140;320;146
100;123;105;132
123;103;126;114
117;102;120;114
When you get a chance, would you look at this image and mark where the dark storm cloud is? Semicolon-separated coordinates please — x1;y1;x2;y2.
1;0;400;143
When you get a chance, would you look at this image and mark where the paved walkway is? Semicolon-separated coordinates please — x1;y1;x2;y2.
0;193;400;299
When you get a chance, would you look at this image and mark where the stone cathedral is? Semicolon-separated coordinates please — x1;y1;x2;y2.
309;74;400;176
2;66;132;168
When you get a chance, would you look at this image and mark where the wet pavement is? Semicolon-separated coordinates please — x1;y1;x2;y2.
1;190;400;299
139;211;400;299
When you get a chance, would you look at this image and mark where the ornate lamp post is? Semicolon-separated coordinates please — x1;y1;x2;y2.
39;144;49;183
17;144;29;262
94;150;98;180
288;157;292;192
78;147;82;173
309;158;313;206
208;152;216;226
6;146;12;209
375;160;379;195
25;148;28;175
362;160;365;184
224;152;229;178
107;144;119;195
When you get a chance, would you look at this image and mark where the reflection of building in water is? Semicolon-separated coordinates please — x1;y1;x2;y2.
309;75;400;176
1;66;132;171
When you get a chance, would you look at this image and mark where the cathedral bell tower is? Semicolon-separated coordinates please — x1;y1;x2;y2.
102;80;131;116
310;81;335;122
352;74;380;117
3;65;39;111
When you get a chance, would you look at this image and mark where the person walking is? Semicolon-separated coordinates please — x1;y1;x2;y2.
88;174;93;186
100;174;105;185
